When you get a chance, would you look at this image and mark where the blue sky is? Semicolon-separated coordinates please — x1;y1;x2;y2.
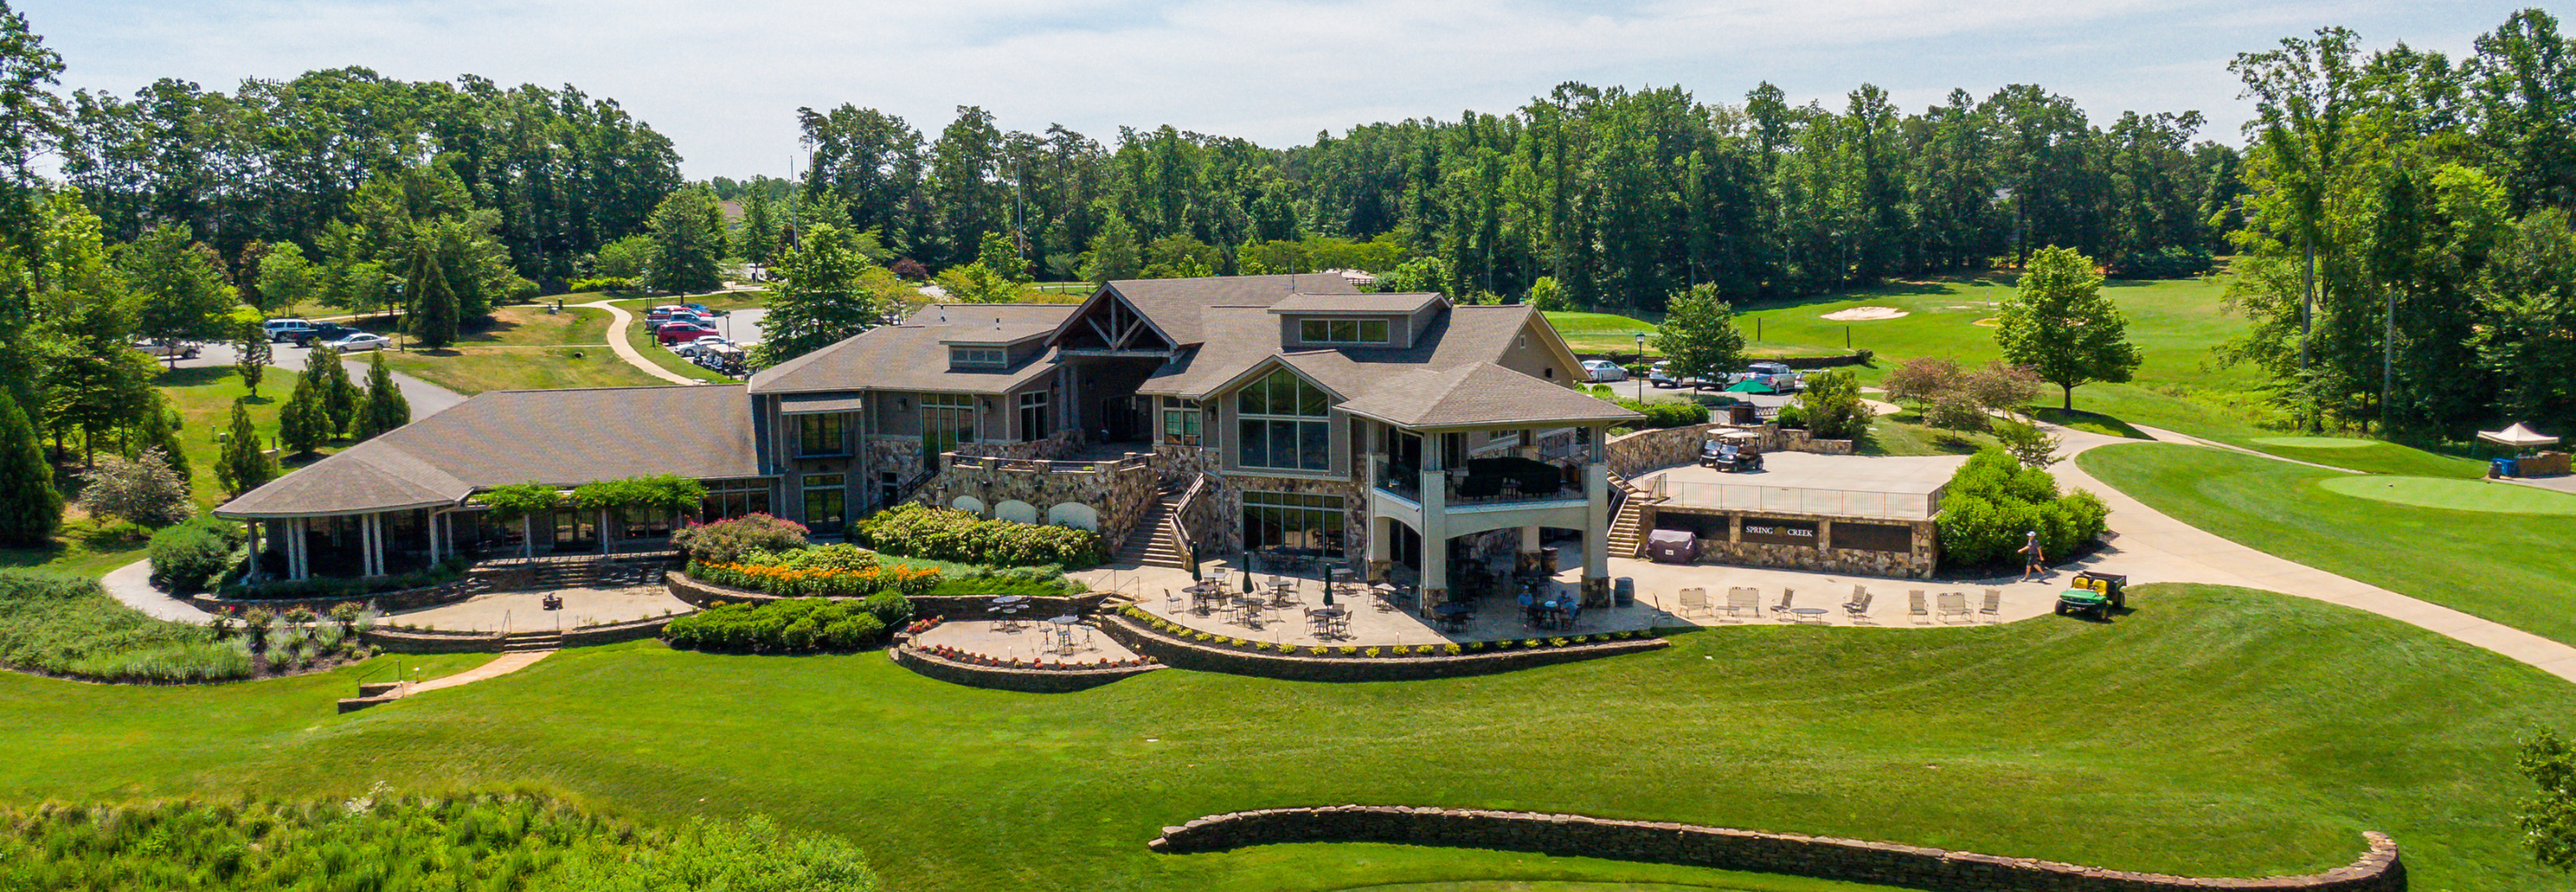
16;0;2546;178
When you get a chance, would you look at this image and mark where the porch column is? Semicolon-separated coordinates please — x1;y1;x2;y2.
1417;457;1448;614
599;508;613;555
426;510;442;564
288;518;308;581
244;522;262;582
1366;514;1391;583
366;513;385;577
1517;524;1542;574
1583;450;1611;607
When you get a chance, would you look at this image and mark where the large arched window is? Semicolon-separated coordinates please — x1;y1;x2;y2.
1236;369;1331;472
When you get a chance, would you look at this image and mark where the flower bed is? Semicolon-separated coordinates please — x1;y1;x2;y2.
854;503;1103;568
684;559;940;598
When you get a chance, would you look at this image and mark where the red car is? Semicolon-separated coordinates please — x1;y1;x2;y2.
656;322;719;344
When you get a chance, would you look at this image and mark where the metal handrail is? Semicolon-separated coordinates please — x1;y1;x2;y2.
1168;472;1209;571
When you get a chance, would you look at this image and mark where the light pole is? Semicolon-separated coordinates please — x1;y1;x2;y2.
1633;332;1647;403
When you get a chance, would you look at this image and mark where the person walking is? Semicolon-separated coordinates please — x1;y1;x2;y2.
2018;531;2047;582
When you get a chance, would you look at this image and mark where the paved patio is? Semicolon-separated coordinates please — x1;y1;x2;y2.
380;585;693;633
912;617;1138;663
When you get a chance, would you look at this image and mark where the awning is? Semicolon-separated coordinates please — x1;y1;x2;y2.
780;392;865;414
1723;378;1775;394
2479;423;2560;448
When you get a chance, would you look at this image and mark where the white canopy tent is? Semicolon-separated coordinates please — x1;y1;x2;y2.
2478;423;2560;450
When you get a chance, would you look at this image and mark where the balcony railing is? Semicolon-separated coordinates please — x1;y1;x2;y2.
1374;460;1589;508
1648;475;1943;520
944;451;1153;474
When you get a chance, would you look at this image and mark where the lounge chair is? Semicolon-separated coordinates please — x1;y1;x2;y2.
1842;588;1872;623
1676;587;1710;619
1725;588;1762;622
1978;589;2003;623
1770;589;1796;622
1908;590;1928;624
1936;591;1969;624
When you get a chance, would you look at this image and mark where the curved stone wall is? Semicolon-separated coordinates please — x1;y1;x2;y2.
888;646;1161;693
665;572;1106;618
1097;615;1667;682
1150;805;2403;892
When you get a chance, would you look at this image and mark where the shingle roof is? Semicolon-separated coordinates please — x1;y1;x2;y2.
1103;274;1358;344
1333;362;1643;428
216;385;762;518
748;303;1077;395
1140;303;1540;399
1266;293;1445;315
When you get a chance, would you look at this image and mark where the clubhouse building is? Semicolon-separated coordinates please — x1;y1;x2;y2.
217;274;1643;607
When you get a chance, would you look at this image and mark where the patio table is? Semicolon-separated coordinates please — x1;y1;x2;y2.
1790;607;1829;624
1433;601;1472;632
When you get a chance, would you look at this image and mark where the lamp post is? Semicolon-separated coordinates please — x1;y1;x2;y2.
1633;332;1647;402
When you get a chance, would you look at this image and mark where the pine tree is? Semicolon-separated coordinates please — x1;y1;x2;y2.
136;398;190;481
305;348;359;436
215;399;275;498
234;314;271;397
407;228;460;349
355;351;410;440
0;389;62;548
278;371;330;457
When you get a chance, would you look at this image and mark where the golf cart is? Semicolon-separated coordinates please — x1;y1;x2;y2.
2054;571;2127;619
1697;431;1763;473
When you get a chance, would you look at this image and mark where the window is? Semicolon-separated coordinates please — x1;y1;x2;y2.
1243;491;1344;556
1017;391;1049;442
700;478;772;520
921;393;975;467
797;413;847;457
951;347;1005;367
1299;318;1390;344
803;474;846;535
1235;369;1331;472
1161;397;1201;446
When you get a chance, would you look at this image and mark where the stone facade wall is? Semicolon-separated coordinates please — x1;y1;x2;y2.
1776;428;1856;455
1607;423;1774;479
888;646;1162;692
1647;508;1937;579
1148;808;2402;892
1098;615;1666;682
1213;473;1370;559
954;431;1083;462
920;459;1160;548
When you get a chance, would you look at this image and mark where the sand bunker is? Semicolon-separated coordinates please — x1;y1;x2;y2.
1972;318;2000;327
1821;306;1909;321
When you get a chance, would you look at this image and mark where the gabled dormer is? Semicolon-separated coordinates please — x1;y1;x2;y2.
1267;293;1449;350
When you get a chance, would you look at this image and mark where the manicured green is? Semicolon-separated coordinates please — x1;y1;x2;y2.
2227;437;2489;478
0;583;2561;891
2316;475;2576;515
2079;443;2576;645
2250;436;2376;449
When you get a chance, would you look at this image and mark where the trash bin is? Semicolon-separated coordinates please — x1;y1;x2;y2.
1614;577;1635;607
2494;458;2521;478
1540;547;1560;574
1728;403;1756;425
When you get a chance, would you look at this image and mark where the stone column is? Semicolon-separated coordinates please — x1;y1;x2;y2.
1416;461;1448;614
1517;524;1542;574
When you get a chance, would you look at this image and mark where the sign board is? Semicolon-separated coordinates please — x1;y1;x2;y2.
1739;518;1819;547
1834;523;1913;553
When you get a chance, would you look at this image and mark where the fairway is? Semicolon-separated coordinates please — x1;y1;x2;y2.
2079;443;2576;646
0;583;2563;892
2250;436;2375;449
2318;475;2576;516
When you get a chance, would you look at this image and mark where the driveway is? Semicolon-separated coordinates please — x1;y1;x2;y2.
171;341;466;418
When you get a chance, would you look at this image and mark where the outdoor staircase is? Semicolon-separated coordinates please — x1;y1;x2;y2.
528;558;600;590
500;631;563;653
1116;492;1191;569
1604;471;1655;559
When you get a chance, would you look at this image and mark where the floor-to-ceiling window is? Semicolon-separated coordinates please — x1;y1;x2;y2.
1017;391;1049;442
922;394;974;468
1243;491;1344;556
1236;369;1330;473
803;474;846;535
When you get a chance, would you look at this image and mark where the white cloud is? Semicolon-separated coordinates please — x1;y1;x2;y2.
18;0;2538;176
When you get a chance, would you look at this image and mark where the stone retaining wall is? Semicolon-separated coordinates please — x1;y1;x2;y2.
1647;508;1938;580
1097;615;1666;682
1776;428;1856;455
888;646;1162;692
921;455;1160;547
1149;806;2402;892
361;628;505;654
192;582;476;616
562;615;679;647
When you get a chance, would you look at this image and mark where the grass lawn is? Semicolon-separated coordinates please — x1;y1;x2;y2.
466;304;612;347
617;307;736;384
379;344;668;394
2234;436;2489;478
153;364;335;508
2079;442;2576;646
1859;410;1996;457
0;516;151;578
0;582;2562;891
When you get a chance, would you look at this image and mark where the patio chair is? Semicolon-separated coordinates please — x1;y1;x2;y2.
1676;587;1710;618
1770;589;1796;622
1164;588;1184;613
1908;590;1928;624
1725;588;1762;622
1842;588;1872;623
1936;591;1969;624
1978;589;2003;623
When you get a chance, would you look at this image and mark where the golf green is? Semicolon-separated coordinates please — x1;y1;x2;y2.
2250;436;2376;449
2316;475;2576;516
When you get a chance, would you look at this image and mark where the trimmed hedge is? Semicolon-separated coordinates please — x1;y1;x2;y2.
662;598;898;653
671;514;810;565
147;516;243;593
1936;449;2111;566
685;557;941;599
854;504;1102;568
1611;399;1711;430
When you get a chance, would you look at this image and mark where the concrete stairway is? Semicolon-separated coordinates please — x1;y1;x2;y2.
1604;471;1655;559
1115;493;1191;569
500;631;563;653
529;558;599;590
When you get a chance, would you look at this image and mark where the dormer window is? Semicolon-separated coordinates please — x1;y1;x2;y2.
951;347;1005;368
1300;318;1389;345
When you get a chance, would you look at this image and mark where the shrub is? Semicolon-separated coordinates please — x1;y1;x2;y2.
687;559;941;598
0;570;252;682
1775;401;1808;429
77;449;195;528
1798;368;1870;440
147;516;244;593
662;598;892;653
853;503;1103;568
1936;448;2107;566
566;276;640;293
1924;392;1989;433
672;514;810;564
1612;399;1710;430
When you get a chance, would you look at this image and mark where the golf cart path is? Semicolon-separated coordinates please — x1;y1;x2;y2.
103;560;208;624
2049;425;2576;683
580;300;703;386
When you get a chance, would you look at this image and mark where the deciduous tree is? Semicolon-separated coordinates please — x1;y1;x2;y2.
1996;246;2141;410
1650;284;1746;386
76;447;192;527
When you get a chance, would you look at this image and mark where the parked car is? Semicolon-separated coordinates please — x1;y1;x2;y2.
263;318;313;342
319;332;392;352
282;322;360;347
1746;361;1803;392
656;322;719;344
1647;361;1685;389
681;302;722;317
1580;359;1627;383
132;339;202;359
673;335;732;358
665;311;712;327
